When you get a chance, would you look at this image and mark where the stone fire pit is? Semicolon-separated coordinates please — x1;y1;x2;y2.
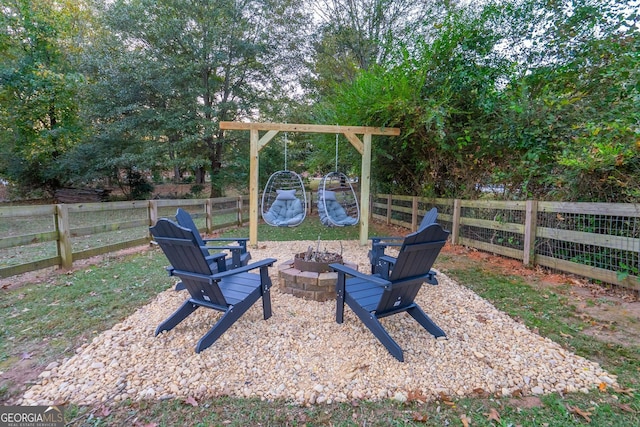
278;250;358;302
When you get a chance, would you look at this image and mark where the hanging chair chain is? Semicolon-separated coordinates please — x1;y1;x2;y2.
335;131;339;172
284;131;288;171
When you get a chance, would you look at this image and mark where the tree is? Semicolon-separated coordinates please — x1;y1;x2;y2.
0;0;89;196
82;0;312;197
313;0;640;202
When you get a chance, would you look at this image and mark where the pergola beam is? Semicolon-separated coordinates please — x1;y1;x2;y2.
219;121;400;246
220;122;400;136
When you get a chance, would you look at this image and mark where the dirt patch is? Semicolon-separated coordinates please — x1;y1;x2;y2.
508;396;544;409
438;244;640;348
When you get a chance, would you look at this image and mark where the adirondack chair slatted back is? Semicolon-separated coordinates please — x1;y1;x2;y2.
150;219;227;306
388;224;449;281
418;207;438;230
175;208;209;257
376;224;449;314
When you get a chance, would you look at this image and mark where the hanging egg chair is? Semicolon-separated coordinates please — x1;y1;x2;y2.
261;133;307;227
317;133;360;226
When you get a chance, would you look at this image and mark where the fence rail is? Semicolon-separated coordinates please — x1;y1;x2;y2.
371;195;640;292
0;197;249;279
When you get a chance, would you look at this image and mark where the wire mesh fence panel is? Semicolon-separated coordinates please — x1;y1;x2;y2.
458;203;526;252
418;198;454;231
536;204;640;285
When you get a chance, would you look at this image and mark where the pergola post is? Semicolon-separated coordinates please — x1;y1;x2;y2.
359;133;372;245
249;128;260;245
219;122;400;246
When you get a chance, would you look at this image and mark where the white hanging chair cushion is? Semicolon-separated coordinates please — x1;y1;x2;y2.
319;190;358;226
264;195;304;226
322;190;337;200
275;189;297;200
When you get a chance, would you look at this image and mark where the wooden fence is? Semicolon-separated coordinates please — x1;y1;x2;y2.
3;194;639;292
371;195;640;292
0;197;248;279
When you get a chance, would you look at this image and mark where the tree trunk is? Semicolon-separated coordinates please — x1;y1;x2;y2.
195;167;206;184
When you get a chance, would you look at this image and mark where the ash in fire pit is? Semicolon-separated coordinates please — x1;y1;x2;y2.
293;245;343;273
278;242;357;301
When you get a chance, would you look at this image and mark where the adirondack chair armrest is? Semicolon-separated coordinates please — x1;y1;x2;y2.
203;252;227;261
203;245;244;252
203;237;249;252
204;237;249;243
379;255;397;265
370;236;403;245
211;257;277;279
330;263;391;287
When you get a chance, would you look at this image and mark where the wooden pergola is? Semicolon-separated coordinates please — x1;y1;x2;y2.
219;122;401;246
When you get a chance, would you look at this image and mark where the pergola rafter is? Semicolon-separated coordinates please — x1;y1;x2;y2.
219;122;401;246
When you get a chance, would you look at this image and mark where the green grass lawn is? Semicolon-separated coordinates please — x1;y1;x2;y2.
1;218;638;426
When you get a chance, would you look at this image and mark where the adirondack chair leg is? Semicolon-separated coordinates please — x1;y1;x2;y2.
406;305;446;339
345;294;404;362
155;301;199;336
175;282;185;291
195;288;264;353
335;272;346;324
260;265;273;320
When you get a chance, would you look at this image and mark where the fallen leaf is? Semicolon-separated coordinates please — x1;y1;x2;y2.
408;389;429;403
1;284;10;289
97;405;111;417
460;414;470;427
615;403;636;413
472;388;489;397
612;386;635;396
567;405;592;423
484;407;501;422
21;352;32;360
412;412;428;422
598;382;607;392
559;332;573;338
183;396;198;407
438;391;453;404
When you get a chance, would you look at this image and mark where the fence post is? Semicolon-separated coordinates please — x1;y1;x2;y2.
523;200;538;266
386;194;392;225
451;199;461;245
148;200;158;228
56;204;72;269
205;199;213;233
411;196;419;232
236;196;243;226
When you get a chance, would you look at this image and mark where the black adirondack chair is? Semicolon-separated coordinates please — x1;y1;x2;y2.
150;218;276;353
331;222;450;362
369;207;439;275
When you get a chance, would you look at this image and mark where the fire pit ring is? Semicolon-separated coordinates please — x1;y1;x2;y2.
278;253;358;302
292;251;343;273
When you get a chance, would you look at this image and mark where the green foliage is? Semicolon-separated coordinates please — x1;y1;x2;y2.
315;0;640;202
0;0;89;195
79;0;312;197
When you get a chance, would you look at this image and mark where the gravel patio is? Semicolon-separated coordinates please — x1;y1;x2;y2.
18;240;616;406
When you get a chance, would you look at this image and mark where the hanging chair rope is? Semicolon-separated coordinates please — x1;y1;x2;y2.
317;129;360;227
335;131;339;172
284;131;288;171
